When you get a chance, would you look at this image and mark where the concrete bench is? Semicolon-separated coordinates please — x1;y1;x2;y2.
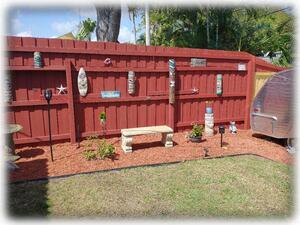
121;125;174;153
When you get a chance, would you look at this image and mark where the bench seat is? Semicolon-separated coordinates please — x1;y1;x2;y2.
121;125;174;153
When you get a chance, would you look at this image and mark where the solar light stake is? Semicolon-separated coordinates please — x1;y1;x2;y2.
219;125;225;147
44;89;54;162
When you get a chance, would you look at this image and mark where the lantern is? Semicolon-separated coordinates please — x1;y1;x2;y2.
219;125;225;147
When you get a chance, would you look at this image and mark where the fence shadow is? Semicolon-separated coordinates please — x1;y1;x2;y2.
17;148;44;158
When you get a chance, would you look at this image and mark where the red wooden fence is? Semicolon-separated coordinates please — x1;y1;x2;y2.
6;36;284;145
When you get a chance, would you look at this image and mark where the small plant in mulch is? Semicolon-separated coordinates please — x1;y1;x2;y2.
86;134;99;140
83;134;116;161
83;149;97;161
97;140;115;160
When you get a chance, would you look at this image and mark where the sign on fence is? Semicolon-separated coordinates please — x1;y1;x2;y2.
100;91;121;98
190;58;207;67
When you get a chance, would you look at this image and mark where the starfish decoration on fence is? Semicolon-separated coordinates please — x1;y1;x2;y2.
57;84;67;94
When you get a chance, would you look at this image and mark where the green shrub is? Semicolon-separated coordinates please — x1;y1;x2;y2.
97;140;115;159
189;124;204;138
83;150;97;161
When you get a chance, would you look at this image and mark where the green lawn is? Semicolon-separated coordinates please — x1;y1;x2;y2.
8;155;293;218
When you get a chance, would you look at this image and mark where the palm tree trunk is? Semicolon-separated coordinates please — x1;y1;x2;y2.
95;6;121;42
133;11;137;44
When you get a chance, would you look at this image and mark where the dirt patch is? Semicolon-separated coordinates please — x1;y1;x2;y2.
9;130;293;182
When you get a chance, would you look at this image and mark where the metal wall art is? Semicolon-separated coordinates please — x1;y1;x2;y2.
169;59;176;104
128;71;135;95
78;67;88;97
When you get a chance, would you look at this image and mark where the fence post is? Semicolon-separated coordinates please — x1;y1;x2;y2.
244;56;256;129
66;60;77;143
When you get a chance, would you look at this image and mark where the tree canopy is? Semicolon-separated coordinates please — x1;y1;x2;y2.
137;7;293;66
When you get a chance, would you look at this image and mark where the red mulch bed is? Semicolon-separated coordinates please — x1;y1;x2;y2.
9;130;293;183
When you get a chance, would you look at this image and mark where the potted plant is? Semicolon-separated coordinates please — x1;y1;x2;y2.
189;123;204;143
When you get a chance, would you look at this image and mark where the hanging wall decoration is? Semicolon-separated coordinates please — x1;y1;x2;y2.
104;58;112;66
4;75;12;102
78;67;88;97
169;59;176;104
34;51;43;68
57;84;67;95
128;71;135;95
216;74;222;95
190;58;206;67
238;63;246;71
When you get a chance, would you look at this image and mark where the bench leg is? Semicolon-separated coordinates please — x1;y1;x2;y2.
121;135;133;153
162;133;173;148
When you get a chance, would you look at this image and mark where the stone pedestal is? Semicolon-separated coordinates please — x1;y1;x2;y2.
121;135;133;153
161;133;173;147
205;113;214;136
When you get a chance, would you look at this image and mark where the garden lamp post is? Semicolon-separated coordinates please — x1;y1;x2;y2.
219;125;225;147
44;89;54;162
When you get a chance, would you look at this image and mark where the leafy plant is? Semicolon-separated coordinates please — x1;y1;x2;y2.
189;124;204;138
99;112;106;121
97;140;115;159
83;150;97;161
75;18;96;41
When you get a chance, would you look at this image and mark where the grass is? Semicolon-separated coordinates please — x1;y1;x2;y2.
8;155;293;218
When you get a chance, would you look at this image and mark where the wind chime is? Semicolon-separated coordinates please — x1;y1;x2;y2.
169;59;176;104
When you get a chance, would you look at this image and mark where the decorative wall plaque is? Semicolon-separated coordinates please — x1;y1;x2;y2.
238;63;246;71
100;91;121;98
190;58;206;67
78;67;88;97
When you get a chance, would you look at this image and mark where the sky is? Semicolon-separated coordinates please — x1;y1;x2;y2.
6;4;143;43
